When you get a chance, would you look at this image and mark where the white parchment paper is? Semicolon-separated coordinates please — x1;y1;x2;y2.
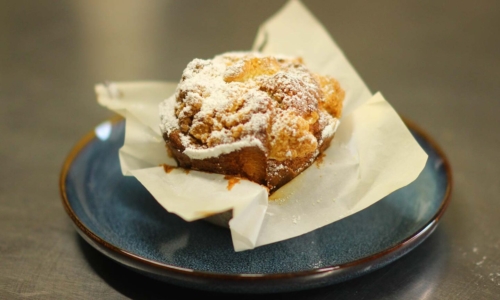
95;0;428;252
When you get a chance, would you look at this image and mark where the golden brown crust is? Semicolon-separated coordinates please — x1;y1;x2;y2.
165;130;267;186
315;74;344;118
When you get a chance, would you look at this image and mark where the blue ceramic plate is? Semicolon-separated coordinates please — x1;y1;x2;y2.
60;116;452;294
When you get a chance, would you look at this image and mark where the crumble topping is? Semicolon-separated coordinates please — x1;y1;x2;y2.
160;52;344;161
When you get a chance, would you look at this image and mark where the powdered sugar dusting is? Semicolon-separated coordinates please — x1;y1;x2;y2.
160;51;344;160
322;117;340;140
183;137;264;160
159;95;178;133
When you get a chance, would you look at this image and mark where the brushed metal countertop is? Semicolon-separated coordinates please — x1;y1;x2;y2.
1;1;499;299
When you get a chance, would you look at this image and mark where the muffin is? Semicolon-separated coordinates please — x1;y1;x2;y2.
159;51;344;193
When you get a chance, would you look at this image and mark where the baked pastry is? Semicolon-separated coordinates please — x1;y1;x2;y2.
159;52;344;194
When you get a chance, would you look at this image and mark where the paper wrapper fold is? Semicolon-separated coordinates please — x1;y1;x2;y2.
95;0;428;252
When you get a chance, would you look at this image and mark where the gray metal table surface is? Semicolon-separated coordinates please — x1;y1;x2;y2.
1;0;499;299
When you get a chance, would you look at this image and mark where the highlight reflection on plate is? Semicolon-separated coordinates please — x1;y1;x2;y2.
60;117;451;294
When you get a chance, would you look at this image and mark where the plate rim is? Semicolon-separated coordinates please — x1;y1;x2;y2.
59;115;452;283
